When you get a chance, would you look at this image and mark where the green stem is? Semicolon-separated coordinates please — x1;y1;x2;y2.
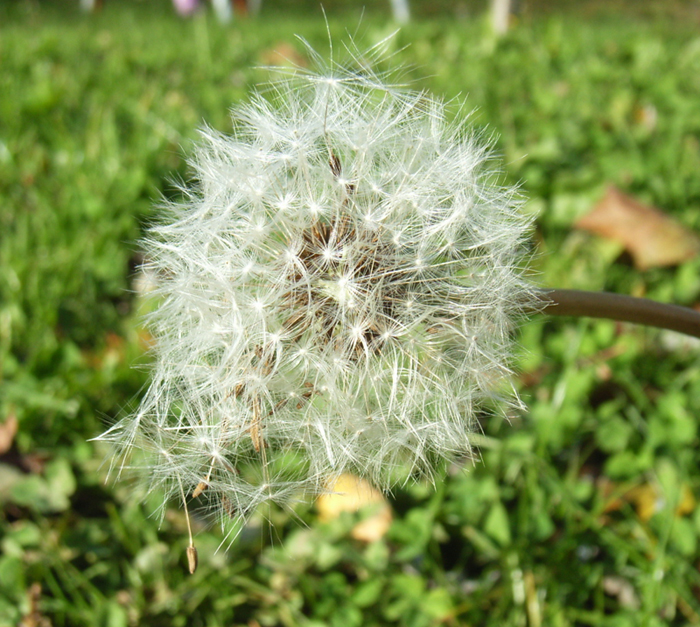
536;289;700;339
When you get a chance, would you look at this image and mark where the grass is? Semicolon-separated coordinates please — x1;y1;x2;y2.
2;1;700;625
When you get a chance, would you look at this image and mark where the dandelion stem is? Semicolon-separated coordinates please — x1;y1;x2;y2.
536;289;700;339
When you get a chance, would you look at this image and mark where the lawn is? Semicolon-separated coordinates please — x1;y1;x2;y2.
2;1;700;625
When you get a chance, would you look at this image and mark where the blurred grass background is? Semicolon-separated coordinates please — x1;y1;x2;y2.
2;0;700;625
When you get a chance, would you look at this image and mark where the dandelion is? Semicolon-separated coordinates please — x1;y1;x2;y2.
97;38;537;554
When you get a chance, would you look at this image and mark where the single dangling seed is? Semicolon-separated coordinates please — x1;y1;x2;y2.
187;545;198;574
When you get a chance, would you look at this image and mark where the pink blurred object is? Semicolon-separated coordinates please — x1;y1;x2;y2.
172;0;200;16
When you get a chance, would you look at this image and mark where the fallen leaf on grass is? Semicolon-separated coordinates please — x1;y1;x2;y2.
0;414;18;455
600;477;695;522
316;473;392;542
629;483;695;521
576;186;700;270
20;583;51;627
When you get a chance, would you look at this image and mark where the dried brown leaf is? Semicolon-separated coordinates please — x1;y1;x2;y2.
316;473;392;542
576;186;700;270
0;414;18;455
20;583;51;627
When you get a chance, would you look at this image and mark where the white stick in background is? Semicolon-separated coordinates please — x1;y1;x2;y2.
390;0;410;24
492;0;512;34
211;0;233;23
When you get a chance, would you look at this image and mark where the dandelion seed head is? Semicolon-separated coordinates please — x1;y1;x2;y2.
97;37;535;535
